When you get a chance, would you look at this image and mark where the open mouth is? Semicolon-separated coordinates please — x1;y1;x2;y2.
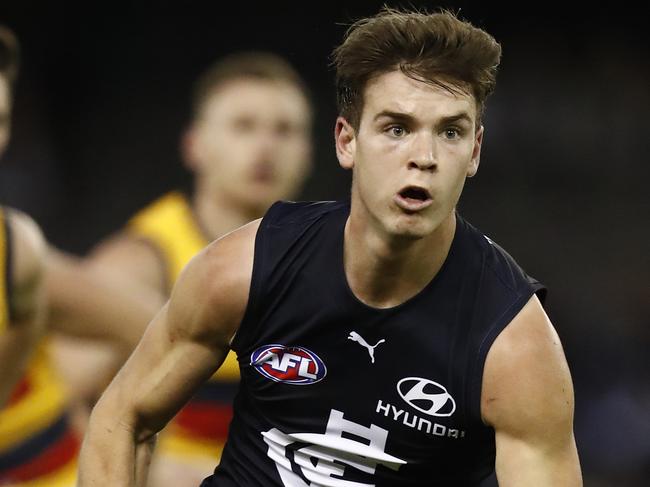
394;186;433;212
399;186;431;202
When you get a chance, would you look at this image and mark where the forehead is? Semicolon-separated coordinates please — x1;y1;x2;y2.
361;70;477;124
199;78;310;122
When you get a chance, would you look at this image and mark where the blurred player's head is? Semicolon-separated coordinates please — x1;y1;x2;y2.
0;26;19;158
183;52;313;216
332;8;501;239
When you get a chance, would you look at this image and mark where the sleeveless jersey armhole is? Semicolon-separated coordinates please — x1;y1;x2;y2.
469;282;547;425
230;201;283;353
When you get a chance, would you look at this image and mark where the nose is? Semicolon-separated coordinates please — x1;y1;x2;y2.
408;133;437;172
253;125;281;157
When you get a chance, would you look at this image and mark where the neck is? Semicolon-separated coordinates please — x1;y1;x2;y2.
344;210;456;309
192;181;262;241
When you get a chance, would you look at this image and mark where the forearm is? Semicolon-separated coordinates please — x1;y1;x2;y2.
46;249;161;350
78;398;156;486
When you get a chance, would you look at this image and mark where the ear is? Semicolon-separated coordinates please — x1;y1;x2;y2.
335;116;356;170
467;125;484;178
181;126;202;174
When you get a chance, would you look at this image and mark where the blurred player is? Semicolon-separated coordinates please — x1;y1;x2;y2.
0;24;78;487
0;25;160;486
0;26;46;410
81;51;312;486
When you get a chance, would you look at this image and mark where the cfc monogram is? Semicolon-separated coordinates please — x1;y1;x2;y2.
263;409;405;486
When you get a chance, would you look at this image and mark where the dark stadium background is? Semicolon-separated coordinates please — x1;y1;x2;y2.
1;1;648;485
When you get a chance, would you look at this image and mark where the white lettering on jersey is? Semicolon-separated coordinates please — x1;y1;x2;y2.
375;400;466;439
262;409;405;486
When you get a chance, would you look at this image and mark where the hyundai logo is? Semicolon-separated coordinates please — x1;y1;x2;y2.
397;377;456;417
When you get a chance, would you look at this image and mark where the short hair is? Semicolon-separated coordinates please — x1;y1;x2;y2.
332;7;502;130
0;25;19;84
192;51;311;118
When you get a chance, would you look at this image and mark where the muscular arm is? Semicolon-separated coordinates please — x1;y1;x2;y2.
0;209;46;406
482;295;582;486
47;233;169;406
46;247;162;349
78;220;259;487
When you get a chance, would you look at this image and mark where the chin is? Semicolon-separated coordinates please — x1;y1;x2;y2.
230;193;272;216
386;215;436;240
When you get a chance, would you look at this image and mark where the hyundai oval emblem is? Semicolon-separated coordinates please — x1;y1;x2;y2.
397;377;456;417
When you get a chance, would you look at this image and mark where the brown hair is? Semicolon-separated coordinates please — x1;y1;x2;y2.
332;7;502;130
0;25;20;84
192;51;310;117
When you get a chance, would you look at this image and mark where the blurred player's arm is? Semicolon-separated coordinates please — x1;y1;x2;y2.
0;209;46;406
45;247;161;350
47;233;169;419
87;232;169;300
78;220;258;487
482;295;582;486
46;247;164;415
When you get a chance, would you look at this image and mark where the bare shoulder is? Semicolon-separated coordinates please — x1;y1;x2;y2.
6;208;46;292
481;294;574;437
167;219;261;346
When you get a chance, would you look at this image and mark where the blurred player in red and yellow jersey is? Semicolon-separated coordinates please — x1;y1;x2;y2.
0;24;78;487
0;25;159;486
78;51;313;486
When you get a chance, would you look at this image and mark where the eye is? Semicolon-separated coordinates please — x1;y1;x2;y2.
443;127;462;139
232;116;256;132
387;125;407;138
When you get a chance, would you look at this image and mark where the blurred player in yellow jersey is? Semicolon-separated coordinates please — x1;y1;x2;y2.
0;27;46;410
0;25;76;486
84;52;313;486
0;25;160;486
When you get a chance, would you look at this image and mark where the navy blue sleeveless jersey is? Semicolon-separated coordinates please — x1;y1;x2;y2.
201;200;546;487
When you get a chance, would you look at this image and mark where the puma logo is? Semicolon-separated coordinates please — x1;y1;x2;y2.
347;331;386;364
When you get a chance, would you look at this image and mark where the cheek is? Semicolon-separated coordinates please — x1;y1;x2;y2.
445;145;474;176
205;134;251;171
280;140;309;169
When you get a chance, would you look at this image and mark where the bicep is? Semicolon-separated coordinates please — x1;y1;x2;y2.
482;295;582;486
97;302;226;440
93;221;257;438
494;428;580;486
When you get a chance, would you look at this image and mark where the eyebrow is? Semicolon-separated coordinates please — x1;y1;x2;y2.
373;110;473;125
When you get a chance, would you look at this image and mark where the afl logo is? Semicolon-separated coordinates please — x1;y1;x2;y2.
397;377;456;417
251;344;327;385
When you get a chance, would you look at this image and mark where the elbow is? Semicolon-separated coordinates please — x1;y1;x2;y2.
86;385;140;444
89;385;163;446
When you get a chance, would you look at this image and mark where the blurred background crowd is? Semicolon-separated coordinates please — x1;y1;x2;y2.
1;1;648;485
